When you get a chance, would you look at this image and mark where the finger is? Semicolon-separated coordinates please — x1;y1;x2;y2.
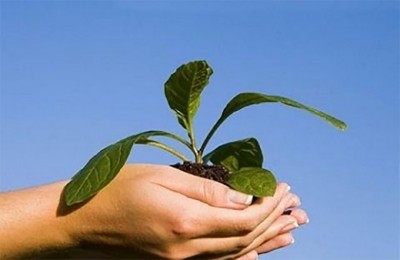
235;250;258;260
181;199;298;258
287;208;309;225
159;167;298;239
279;217;300;234
156;166;253;209
284;193;301;209
244;192;300;241
267;214;299;235
166;182;291;258
217;193;300;256
272;209;308;236
255;233;295;254
189;182;291;238
186;214;297;258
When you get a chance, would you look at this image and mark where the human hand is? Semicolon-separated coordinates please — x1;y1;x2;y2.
62;164;306;259
237;207;309;260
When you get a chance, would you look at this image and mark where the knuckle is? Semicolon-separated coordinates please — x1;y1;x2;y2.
201;180;216;202
171;214;197;238
201;179;226;206
232;216;259;237
234;222;251;234
234;236;253;250
238;217;259;232
158;246;178;259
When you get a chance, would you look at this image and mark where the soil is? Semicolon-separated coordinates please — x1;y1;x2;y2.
170;161;230;185
171;162;292;214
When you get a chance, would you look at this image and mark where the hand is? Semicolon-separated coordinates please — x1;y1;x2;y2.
237;203;309;259
62;164;305;259
0;163;307;259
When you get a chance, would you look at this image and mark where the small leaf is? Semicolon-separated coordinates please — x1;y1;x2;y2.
203;138;263;171
64;130;186;206
164;60;213;132
227;167;277;197
201;92;347;152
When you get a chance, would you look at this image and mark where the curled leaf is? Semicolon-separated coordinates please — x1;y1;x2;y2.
164;60;213;132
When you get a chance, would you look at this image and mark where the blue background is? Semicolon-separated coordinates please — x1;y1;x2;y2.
1;1;398;259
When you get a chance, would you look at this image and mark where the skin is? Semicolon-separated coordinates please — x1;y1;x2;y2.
0;164;308;259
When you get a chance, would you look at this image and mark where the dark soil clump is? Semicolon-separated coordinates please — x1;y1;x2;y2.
171;161;230;185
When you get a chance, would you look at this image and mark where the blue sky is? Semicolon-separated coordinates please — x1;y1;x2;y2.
1;1;398;259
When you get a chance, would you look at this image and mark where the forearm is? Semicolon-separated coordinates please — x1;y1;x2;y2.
0;181;76;258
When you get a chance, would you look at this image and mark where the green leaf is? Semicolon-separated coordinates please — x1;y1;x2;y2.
203;138;263;171
64;130;187;206
200;92;347;152
227;167;277;197
164;60;213;132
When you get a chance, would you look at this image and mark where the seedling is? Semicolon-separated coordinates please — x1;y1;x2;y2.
64;60;346;206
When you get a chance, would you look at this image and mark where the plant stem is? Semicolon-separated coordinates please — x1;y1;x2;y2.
139;140;189;161
188;123;202;163
165;132;193;152
199;119;221;155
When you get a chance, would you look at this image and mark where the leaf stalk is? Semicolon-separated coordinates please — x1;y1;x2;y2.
139;140;190;162
188;123;202;163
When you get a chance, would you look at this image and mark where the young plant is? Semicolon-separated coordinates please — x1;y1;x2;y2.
64;60;346;206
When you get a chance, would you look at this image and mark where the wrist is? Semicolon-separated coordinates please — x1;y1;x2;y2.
51;181;81;250
0;181;78;258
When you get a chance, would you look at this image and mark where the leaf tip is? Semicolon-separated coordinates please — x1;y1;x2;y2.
63;183;78;206
337;121;348;131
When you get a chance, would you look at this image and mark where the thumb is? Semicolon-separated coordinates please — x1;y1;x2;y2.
160;168;253;209
197;177;253;209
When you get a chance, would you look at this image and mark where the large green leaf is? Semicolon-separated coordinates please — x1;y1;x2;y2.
227;167;277;197
164;60;213;132
200;92;347;152
64;130;187;206
203;138;263;171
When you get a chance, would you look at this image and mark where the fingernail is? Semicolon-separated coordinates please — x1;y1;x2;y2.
245;195;254;205
305;218;310;224
229;190;253;205
287;185;291;191
281;220;299;233
291;238;295;244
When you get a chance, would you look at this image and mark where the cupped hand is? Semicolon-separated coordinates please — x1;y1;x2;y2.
63;164;307;259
